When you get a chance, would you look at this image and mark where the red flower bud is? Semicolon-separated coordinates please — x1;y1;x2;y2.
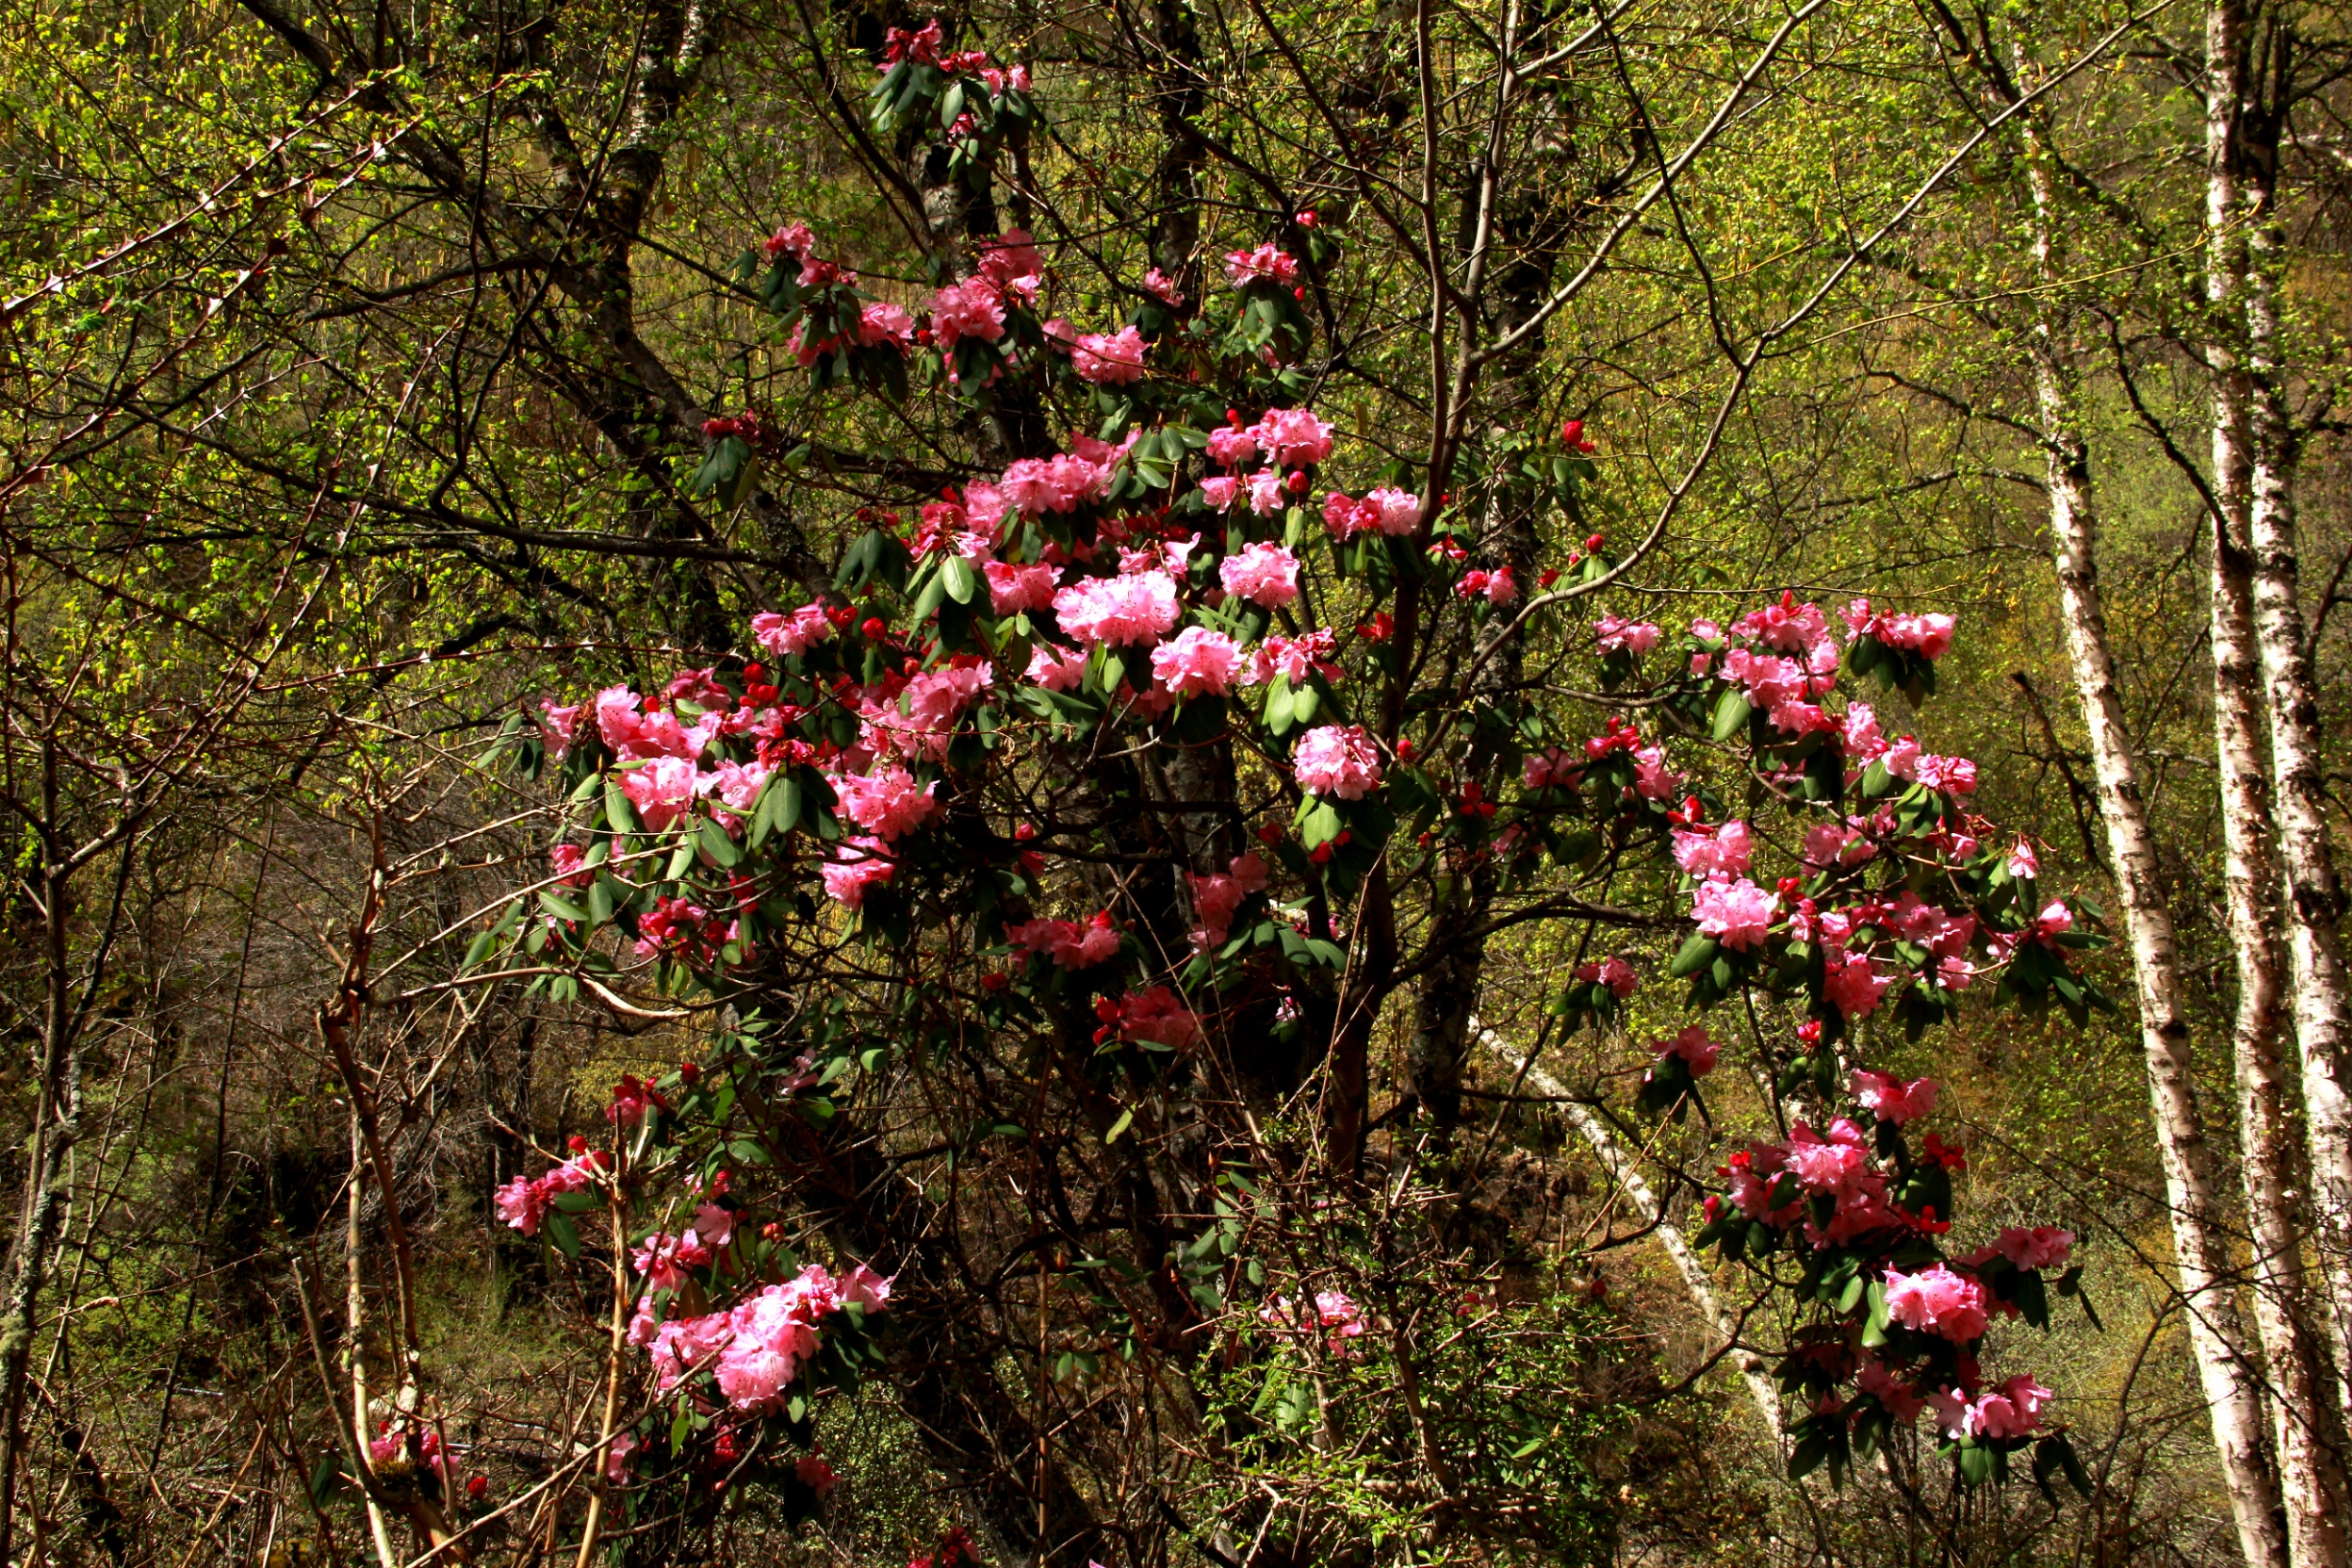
1014;821;1036;841
679;1061;700;1084
1538;568;1561;588
1585;533;1605;551
1257;821;1284;845
861;617;887;640
1292;285;1306;301
1309;842;1334;864
567;1135;588;1154
1286;469;1309;495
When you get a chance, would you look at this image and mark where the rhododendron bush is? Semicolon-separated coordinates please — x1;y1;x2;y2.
447;15;2112;1556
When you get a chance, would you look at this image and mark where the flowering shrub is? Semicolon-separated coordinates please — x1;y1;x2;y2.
469;14;2104;1537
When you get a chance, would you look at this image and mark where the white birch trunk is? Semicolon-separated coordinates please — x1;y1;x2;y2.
2008;100;2291;1564
2241;161;2352;1415
2201;4;2352;1553
2031;380;2288;1568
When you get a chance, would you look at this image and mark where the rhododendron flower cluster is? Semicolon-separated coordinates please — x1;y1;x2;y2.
502;236;2105;1502
1070;325;1147;384
1260;1289;1367;1353
1292;724;1384;799
1218;542;1300;606
1188;852;1269;949
1844;598;1956;660
494;1151;602;1237
1594;615;1660;654
1054;571;1180;645
1007;910;1123;968
641;1263;892;1413
1223;243;1299;287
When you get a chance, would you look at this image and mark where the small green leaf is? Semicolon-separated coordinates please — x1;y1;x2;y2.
942;552;978;604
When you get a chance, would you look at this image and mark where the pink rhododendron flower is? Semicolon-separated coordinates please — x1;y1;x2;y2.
1653;1025;1720;1076
1883;1263;1991;1343
1323;490;1376;539
1007;911;1123;968
538;698;582;759
1857;1357;1926;1423
858;301;917;347
2032;899;2074;943
1988;1225;2074;1270
1783;1119;1871;1194
621;755;713;831
1692;878;1777;950
977;230;1042;284
495;1153;599;1237
1365;487;1422;534
2006;839;2041;879
1594;616;1660;653
1247;469;1287;515
1575;956;1639;997
928;275;1008;347
1933;1374;2048;1439
1197;474;1239;509
1219;542;1301;606
753;603;834;657
796;1455;839;1496
1205;425;1260;467
1054;572;1180;645
1842;701;1886;760
1802;821;1873;868
1851;1069;1938;1123
1151;626;1243;697
1026;644;1090;691
1671;820;1753;880
765;222;816;261
1825;953;1891;1019
550;843;594;888
1188;852;1270;949
1141;267;1186;306
633;1229;714;1292
1842;599;1956;660
1071;326;1146;384
1260;1289;1367;1352
1249;631;1339;686
707;759;772;821
1911;753;1977;796
986;559;1059;613
597;685;721;761
1113;985;1202;1047
1523;747;1578;792
1251;407;1334;466
1292;724;1384;799
1223;243;1300;286
694;1203;736;1248
829;767;939;840
999;453;1112;515
1631;745;1682;800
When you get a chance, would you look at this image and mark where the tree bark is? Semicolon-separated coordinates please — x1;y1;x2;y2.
2032;353;2288;1568
2240;130;2352;1419
2020;118;2291;1565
